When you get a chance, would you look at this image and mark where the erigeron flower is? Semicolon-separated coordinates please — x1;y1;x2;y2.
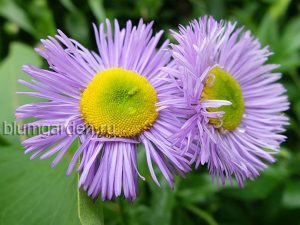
16;19;190;200
159;16;289;186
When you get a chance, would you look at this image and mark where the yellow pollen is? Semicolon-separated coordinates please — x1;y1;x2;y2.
201;67;244;131
80;68;159;137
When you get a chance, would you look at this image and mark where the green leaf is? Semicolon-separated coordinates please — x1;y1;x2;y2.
148;180;175;225
177;173;218;204
136;0;163;19
59;0;77;12
183;204;218;225
0;42;81;225
207;0;225;19
0;144;81;225
122;178;175;225
88;0;106;23
256;14;279;47
270;16;300;72
293;101;300;123
282;181;300;208
0;42;42;144
78;182;104;225
64;11;89;45
28;0;56;37
281;17;300;55
221;162;288;200
0;0;35;35
0;135;9;146
268;0;291;20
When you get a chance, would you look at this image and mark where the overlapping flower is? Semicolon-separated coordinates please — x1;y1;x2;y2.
16;16;289;200
159;16;289;186
16;19;190;200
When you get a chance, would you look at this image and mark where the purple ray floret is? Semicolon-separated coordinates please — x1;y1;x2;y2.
160;16;289;187
16;19;190;201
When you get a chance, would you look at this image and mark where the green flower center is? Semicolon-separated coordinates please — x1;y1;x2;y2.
80;68;159;137
201;67;244;131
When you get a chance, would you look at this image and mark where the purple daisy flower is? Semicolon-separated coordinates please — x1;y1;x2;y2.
16;19;190;200
159;16;289;186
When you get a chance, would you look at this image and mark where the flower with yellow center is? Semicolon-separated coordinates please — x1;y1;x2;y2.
17;19;190;201
80;68;159;137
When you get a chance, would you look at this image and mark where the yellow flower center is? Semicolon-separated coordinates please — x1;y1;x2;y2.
201;67;244;131
80;68;159;137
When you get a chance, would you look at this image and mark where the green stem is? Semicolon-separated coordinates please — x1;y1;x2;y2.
118;199;127;225
184;203;218;225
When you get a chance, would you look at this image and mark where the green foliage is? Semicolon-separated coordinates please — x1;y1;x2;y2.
78;185;104;225
0;145;81;225
0;43;41;143
0;43;81;225
0;0;300;225
0;0;35;35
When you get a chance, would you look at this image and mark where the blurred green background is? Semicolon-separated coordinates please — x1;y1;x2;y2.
0;0;300;225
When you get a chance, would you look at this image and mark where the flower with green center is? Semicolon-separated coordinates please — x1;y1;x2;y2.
16;19;190;201
159;16;289;186
201;67;244;131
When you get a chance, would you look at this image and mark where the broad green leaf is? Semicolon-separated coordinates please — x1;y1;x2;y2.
0;42;81;225
0;42;42;144
78;184;104;225
0;144;81;225
0;0;35;35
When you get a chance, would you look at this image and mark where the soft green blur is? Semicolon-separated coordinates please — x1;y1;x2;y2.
0;0;299;225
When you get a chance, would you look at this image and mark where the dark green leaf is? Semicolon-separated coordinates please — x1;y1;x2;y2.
59;0;77;11
184;204;218;225
221;162;288;200
282;181;300;208
177;173;218;203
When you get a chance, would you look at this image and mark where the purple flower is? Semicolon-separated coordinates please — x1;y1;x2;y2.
159;16;289;186
16;19;190;200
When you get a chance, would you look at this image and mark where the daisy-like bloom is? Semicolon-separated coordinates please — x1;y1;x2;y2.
16;19;190;200
159;16;289;186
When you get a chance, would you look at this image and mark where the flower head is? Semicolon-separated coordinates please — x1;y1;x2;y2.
160;16;289;186
16;19;190;200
